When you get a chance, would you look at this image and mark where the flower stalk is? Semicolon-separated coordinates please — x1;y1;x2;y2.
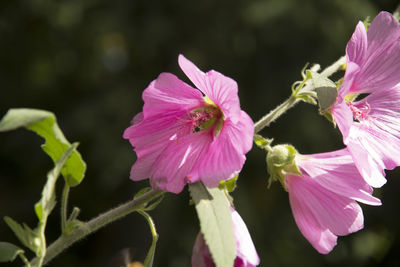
254;56;346;134
29;189;165;266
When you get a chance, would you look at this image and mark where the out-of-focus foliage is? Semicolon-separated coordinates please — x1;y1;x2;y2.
0;0;399;266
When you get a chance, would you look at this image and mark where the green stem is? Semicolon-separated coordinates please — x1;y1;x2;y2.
29;189;165;266
139;210;158;267
253;56;346;134
254;95;298;133
61;183;70;234
19;253;31;267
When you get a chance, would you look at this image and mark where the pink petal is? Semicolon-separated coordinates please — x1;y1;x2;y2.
299;150;381;206
287;176;337;254
188;112;254;187
353;12;400;93
150;132;212;193
346;22;367;67
287;174;364;237
124;112;188;181
331;99;353;138
191;233;215;267
360;87;400;138
346;123;400;187
142;72;204;118
231;208;260;266
178;54;241;122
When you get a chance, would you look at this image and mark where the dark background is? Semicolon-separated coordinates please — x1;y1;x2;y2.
1;0;400;266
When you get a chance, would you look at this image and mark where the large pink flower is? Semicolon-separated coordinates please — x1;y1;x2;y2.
123;55;254;193
192;207;260;267
285;149;381;254
331;11;400;187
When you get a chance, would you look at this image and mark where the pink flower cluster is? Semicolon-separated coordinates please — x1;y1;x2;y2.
123;10;400;265
285;11;400;254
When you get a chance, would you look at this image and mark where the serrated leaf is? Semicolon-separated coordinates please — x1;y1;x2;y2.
4;217;40;253
307;70;338;111
0;242;24;262
35;144;78;222
0;108;86;186
189;182;236;267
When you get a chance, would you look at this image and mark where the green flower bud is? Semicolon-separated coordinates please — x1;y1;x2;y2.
266;144;302;190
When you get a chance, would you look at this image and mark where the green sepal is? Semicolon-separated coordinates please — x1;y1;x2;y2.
0;242;24;263
0;108;86;187
218;175;238;193
254;134;273;150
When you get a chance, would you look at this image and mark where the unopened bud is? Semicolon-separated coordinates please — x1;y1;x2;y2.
266;144;301;190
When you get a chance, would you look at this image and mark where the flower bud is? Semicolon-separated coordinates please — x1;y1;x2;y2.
266;144;301;190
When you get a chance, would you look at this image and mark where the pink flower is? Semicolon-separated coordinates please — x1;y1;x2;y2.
192;207;260;267
123;55;254;193
331;11;400;187
285;149;381;254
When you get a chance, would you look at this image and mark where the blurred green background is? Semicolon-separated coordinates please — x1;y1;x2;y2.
1;0;400;266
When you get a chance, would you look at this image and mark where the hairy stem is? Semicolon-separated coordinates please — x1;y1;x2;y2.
29;189;165;266
253;56;346;134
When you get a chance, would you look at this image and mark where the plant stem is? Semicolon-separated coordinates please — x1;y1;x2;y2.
254;95;298;133
253;56;346;134
139;210;158;267
61;183;70;234
29;189;165;266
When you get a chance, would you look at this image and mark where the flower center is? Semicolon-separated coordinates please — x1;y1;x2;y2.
348;101;371;121
188;105;223;134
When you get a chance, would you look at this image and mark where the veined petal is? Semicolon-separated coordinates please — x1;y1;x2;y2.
346;22;367;67
202;70;241;122
353;12;400;93
178;54;241;122
150;132;212;194
331;99;353;139
142;72;204;118
287;176;337;254
287;174;364;237
298;150;381;206
188;115;252;188
346;122;400;187
360;87;400;138
124;112;188;181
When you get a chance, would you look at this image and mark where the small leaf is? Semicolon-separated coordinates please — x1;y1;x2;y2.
35;143;78;222
254;134;273;150
0;242;24;262
307;70;338;111
189;182;236;267
0;108;86;186
139;211;158;267
4;217;40;253
218;175;238;193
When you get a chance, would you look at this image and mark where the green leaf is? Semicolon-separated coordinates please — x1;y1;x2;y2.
307;70;338;111
218;175;238;193
0;108;86;186
35;143;79;222
189;182;236;267
139;211;158;267
4;217;40;253
0;242;24;262
253;134;273;150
